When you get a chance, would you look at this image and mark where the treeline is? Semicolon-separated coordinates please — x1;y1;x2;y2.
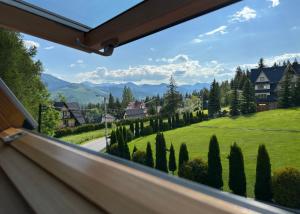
110;132;300;208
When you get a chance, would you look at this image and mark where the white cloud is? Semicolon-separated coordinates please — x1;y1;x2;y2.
70;64;76;68
148;58;153;62
77;59;84;64
291;26;299;31
74;54;232;84
192;26;227;44
205;26;228;36
268;0;280;8
70;59;84;68
23;40;40;49
230;7;257;22
44;46;54;50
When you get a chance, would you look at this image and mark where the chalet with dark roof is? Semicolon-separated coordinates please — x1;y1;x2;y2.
54;102;86;127
250;64;300;110
124;101;148;120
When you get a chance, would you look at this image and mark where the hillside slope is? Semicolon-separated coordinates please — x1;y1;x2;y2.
129;108;300;197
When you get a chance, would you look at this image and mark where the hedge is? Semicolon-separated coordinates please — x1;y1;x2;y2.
54;122;112;138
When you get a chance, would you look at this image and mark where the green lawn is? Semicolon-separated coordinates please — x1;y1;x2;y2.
59;129;110;144
129;108;300;197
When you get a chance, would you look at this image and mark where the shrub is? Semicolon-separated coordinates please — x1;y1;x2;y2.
180;158;208;185
208;135;223;189
255;144;272;201
132;151;147;165
162;122;170;131
109;144;119;156
272;167;300;208
228;142;247;197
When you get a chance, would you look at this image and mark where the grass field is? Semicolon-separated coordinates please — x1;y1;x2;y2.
129;108;300;197
59;129;110;144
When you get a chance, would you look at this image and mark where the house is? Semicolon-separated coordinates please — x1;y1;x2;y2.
250;64;300;111
123;101;148;119
101;113;116;123
54;102;86;127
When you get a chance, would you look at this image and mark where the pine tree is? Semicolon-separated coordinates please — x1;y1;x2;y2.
208;79;221;117
168;144;177;174
155;132;168;172
122;126;127;143
228;143;247;197
121;86;134;108
146;142;154;168
279;64;294;108
230;84;240;116
150;119;154;131
154;118;159;132
135;120;140;137
164;76;181;116
172;115;176;128
241;79;256;114
175;113;180;127
178;143;189;177
208;135;223;189
168;116;172;129
258;58;265;69
255;144;272;201
189;112;193;124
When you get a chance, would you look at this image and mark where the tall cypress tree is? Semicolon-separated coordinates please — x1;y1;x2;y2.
155;132;168;172
175;113;180;127
117;127;125;158
208;135;223;189
230;84;240;116
228;143;246;197
132;145;138;159
241;79;256;114
146;142;154;168
178;143;189;177
168;116;172;129
135;120;140;137
168;144;177;174
110;130;117;145
154;118;159;132
123;141;131;160
255;144;272;201
122;126;127;143
130;122;134;136
150;119;154;131
159;118;163;131
140;120;144;136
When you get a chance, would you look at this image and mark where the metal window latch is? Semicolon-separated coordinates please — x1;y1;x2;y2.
75;38;118;56
0;128;25;144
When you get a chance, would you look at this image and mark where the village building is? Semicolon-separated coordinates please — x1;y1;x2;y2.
123;101;148;120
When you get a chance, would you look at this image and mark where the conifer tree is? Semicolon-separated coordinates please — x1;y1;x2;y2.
135;120;140;137
208;79;221;117
228;143;247;197
172;115;176;128
146;142;154;168
292;76;300;106
178;143;189;177
230;84;240;116
258;58;265;69
164;76;181;116
150;119;154;131
132;145;138;159
122;126;127;143
140;120;144;136
159;118;163;131
110;130;117;145
255;144;272;201
279;64;294;108
175;113;180;127
123;141;131;160
155;132;168;172
208;135;223;189
117;127;125;158
189;112;193;124
241;79;256;114
168;144;177;174
168;116;172;129
154;118;159;132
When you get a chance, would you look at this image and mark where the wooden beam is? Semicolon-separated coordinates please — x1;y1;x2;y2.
4;130;285;214
85;0;240;50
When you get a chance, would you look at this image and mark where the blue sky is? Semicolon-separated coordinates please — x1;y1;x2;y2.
23;0;300;85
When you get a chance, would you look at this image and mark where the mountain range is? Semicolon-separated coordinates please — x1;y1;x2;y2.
41;73;209;104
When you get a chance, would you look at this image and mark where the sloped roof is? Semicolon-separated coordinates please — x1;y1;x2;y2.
124;108;146;117
65;102;86;125
250;64;300;84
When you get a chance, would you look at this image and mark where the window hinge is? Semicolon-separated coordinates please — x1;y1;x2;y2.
0;128;25;144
